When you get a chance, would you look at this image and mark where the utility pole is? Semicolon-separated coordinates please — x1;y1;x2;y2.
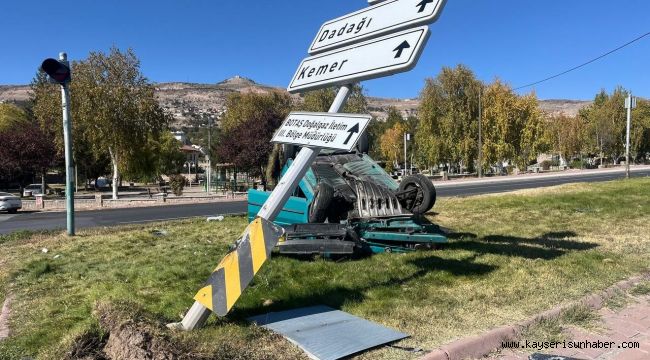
207;117;212;194
625;93;636;179
404;132;410;177
41;52;74;236
478;88;483;178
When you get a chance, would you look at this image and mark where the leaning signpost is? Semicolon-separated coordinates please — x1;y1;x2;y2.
175;0;447;331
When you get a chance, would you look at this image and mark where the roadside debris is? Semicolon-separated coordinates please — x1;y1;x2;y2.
150;229;168;237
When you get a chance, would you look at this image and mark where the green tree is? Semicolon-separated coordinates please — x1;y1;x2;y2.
417;65;482;172
631;99;650;162
38;47;169;199
300;84;368;114
581;87;628;165
121;132;185;182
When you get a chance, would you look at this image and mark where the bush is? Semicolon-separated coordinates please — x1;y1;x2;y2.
570;159;585;169
168;174;186;196
541;160;552;171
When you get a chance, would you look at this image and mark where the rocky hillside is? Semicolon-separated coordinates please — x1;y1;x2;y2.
0;79;591;126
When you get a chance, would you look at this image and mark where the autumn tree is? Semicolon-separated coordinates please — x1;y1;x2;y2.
546;114;586;163
217;91;292;189
0;122;57;192
367;107;404;159
0;103;29;132
379;121;408;171
481;81;549;171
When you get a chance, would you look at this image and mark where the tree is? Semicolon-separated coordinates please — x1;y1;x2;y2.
121;132;185;182
300;84;368;114
217;91;292;189
417;65;482;173
32;47;170;198
547;114;586;163
478;80;549;172
631;99;650;162
581;87;628;165
0;104;29;132
0;122;57;193
379;121;408;171
367;107;403;159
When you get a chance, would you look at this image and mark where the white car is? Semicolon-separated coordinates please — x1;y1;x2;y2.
23;184;45;197
0;192;22;213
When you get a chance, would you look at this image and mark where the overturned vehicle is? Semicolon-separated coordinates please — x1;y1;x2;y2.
248;145;447;256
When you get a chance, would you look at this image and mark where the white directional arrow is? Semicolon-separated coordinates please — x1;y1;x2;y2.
272;112;371;151
288;26;430;94
309;0;446;55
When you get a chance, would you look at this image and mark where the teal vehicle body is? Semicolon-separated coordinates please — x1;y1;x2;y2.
248;153;447;254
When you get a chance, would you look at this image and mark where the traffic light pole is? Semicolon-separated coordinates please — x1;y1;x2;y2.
59;53;75;236
625;93;633;179
176;85;353;331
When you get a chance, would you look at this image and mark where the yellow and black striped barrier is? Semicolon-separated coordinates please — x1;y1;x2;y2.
194;217;284;316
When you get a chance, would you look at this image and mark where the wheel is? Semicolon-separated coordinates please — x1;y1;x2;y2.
308;182;334;223
7;209;18;214
398;174;436;215
355;131;369;154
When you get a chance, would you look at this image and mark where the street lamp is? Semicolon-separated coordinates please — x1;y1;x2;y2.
185;161;195;188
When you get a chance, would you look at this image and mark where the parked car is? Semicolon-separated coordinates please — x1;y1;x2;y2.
23;184;46;197
0;192;22;213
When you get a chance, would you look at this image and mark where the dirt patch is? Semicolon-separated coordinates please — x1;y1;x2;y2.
0;294;12;340
64;302;294;360
92;302;199;360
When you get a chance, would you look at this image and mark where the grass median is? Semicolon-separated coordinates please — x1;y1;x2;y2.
0;178;649;359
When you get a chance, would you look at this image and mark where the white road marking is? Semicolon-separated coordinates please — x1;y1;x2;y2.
0;215;17;223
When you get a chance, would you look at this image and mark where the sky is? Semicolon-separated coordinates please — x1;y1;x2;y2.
2;0;649;100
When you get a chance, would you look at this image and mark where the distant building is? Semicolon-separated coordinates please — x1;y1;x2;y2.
172;131;190;145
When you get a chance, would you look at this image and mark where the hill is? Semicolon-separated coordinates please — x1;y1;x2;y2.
0;79;592;127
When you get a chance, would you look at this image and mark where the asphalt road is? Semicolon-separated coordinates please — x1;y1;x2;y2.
1;168;649;235
436;168;650;197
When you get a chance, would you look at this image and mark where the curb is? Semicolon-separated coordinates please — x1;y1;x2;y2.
0;294;13;340
420;272;650;360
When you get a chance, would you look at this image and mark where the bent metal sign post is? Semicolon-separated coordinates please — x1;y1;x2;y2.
180;0;449;330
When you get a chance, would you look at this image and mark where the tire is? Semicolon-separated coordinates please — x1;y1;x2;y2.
398;174;436;215
356;131;369;154
7;209;18;214
309;182;334;223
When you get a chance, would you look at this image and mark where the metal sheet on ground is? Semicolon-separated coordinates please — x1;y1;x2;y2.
248;305;408;360
288;26;430;93
271;112;371;151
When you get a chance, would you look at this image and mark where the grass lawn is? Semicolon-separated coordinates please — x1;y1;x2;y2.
1;178;649;359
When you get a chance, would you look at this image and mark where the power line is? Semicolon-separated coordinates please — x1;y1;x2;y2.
514;31;650;91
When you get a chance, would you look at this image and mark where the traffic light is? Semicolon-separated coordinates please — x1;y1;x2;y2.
41;58;71;85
